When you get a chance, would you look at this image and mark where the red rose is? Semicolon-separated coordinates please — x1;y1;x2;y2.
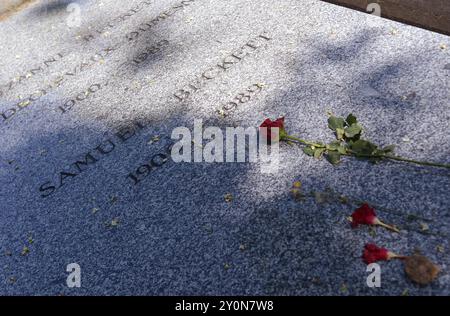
349;203;400;232
259;117;287;143
362;243;404;264
350;203;377;228
363;244;389;264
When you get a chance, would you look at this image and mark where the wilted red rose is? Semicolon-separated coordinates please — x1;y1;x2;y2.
362;243;404;264
363;244;389;264
349;203;400;232
350;203;377;228
260;117;287;143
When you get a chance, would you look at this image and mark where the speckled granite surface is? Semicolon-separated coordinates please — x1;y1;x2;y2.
0;0;449;295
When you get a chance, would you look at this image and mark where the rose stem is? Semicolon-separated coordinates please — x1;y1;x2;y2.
285;134;450;169
283;135;325;148
347;151;450;170
383;154;450;169
376;220;400;233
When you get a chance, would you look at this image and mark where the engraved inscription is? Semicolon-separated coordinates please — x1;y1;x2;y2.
0;52;66;98
0;0;196;126
217;83;264;117
126;138;174;185
39;121;146;198
173;32;271;102
58;40;169;114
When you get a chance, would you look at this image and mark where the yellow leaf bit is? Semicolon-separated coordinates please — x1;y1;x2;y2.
21;246;30;256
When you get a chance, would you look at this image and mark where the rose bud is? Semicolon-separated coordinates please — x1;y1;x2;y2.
362;243;405;264
348;203;399;233
259;117;287;144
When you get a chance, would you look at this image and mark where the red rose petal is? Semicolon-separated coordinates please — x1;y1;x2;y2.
351;203;378;228
259;117;286;143
362;243;389;264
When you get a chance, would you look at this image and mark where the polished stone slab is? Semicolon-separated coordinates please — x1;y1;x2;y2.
0;0;449;295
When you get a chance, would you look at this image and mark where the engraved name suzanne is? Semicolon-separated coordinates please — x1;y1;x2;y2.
0;52;65;99
1;45;119;123
0;0;197;125
0;0;157;98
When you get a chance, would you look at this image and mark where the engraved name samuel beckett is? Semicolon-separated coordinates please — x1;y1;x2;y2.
171;120;280;173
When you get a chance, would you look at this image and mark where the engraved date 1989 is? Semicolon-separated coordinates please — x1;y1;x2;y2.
217;83;264;117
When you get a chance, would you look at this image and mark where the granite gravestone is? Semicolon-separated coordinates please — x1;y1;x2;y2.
0;0;449;295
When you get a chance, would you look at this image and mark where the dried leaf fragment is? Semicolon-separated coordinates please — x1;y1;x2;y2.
224;193;233;203
419;222;429;232
105;218;120;227
404;254;440;285
110;196;118;204
148;135;161;145
21;246;30;256
291;181;304;201
110;218;120;227
314;191;331;204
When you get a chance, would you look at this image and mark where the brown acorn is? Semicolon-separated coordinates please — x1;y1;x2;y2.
404;252;440;285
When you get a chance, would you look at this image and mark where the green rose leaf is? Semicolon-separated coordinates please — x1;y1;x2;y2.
349;139;378;156
382;145;396;153
326;141;347;154
326;151;341;165
303;147;315;156
346;114;357;126
336;128;345;141
337;145;347;155
326;141;340;151
344;123;362;139
314;148;326;159
328;116;345;131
